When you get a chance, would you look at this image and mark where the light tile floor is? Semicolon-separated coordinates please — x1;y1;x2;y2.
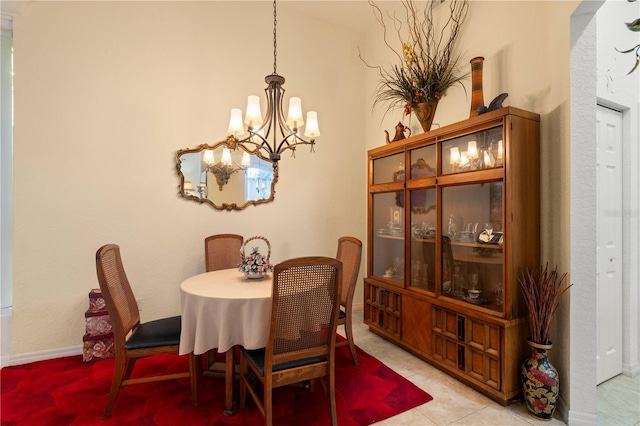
339;310;568;425
597;373;640;425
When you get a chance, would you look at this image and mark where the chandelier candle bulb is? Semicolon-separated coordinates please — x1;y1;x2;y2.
245;95;263;127
467;141;478;159
484;150;492;167
241;151;251;167
221;147;233;166
460;151;469;167
228;108;244;136
203;149;215;165
450;147;460;164
286;97;304;129
304;111;320;138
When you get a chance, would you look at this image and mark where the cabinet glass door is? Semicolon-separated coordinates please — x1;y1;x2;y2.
409;145;436;179
372;152;405;185
372;191;404;286
441;126;503;175
409;188;436;292
441;182;504;312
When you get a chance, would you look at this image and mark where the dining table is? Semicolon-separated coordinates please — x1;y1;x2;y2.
179;268;273;414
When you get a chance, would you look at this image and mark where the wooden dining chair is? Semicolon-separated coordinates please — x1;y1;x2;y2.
205;234;243;272
239;256;343;426
95;244;198;419
203;234;244;369
335;236;363;365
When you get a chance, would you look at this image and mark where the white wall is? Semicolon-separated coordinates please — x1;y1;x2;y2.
8;1;367;357
596;0;640;379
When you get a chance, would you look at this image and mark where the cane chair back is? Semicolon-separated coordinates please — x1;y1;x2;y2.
205;234;244;272
335;236;362;365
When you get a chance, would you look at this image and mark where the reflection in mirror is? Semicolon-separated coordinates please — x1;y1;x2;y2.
176;137;278;211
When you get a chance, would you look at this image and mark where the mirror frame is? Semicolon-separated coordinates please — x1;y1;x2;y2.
176;136;279;211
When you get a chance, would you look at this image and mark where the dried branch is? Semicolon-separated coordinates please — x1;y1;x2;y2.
363;0;470;116
518;263;572;344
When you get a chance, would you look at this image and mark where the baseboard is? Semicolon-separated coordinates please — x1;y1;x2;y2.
567;409;598;425
5;345;83;367
622;362;640;377
1;307;12;368
556;394;569;424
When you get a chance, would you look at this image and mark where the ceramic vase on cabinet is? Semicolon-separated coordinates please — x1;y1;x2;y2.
469;56;485;117
413;101;438;132
521;340;559;420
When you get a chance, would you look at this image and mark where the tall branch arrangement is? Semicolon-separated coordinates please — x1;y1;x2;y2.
518;264;572;345
362;0;469;117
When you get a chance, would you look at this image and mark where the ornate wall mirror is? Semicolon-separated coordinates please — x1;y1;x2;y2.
176;137;278;211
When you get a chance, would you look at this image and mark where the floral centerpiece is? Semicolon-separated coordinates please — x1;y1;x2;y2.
362;0;469;132
238;236;272;279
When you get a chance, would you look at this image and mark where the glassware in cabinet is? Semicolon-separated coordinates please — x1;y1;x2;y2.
440;182;504;312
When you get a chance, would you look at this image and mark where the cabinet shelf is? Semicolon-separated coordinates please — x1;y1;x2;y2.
365;106;540;405
376;233;404;241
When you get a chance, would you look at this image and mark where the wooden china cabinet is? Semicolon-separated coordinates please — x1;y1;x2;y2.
364;107;540;404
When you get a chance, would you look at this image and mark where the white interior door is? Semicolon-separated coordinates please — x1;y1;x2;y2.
596;104;623;385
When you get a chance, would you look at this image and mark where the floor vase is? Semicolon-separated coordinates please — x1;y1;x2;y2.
521;340;559;420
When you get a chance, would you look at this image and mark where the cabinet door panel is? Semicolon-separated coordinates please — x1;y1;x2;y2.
402;296;431;354
487;355;501;389
443;309;458;340
443;338;459;369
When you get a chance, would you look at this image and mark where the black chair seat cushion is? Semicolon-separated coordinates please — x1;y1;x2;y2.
243;347;327;377
125;316;182;350
339;309;346;319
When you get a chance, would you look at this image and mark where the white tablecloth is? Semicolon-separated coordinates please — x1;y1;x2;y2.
179;268;272;355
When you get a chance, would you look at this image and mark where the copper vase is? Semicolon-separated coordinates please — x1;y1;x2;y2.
469;56;485;117
413;101;438;133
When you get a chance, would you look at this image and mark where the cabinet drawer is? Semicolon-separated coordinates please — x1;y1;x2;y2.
467;346;501;390
432;306;460;340
467;317;501;357
364;280;401;339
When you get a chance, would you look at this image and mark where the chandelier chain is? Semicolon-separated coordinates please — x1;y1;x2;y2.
273;0;277;75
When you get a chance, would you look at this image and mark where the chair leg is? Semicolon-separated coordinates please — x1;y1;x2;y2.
328;370;337;426
239;355;246;409
103;356;128;419
344;317;359;366
189;353;199;408
264;376;273;426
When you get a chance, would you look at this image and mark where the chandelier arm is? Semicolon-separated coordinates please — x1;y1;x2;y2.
236;133;273;155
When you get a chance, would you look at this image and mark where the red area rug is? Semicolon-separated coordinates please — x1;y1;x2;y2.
2;344;432;425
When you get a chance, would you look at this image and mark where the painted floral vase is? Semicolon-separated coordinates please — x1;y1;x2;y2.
521;340;559;420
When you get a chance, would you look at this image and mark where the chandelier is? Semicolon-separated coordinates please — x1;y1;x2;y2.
203;147;250;191
225;0;320;162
